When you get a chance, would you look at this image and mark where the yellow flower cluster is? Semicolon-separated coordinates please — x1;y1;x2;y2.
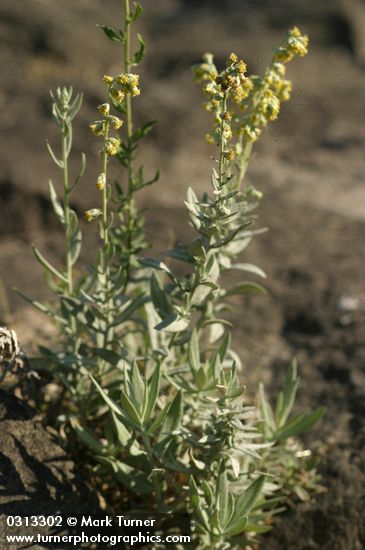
89;96;123;160
105;137;121;156
241;28;308;142
194;26;308;147
103;73;141;102
274;26;309;63
96;173;106;191
194;52;252;149
84;208;102;222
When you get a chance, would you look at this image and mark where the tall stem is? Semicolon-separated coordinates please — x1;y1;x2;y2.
62;131;73;296
123;0;135;292
219;93;227;187
100;120;114;350
124;0;133;147
101;121;110;243
237;138;253;189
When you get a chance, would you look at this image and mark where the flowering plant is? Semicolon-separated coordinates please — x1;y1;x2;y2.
8;2;323;548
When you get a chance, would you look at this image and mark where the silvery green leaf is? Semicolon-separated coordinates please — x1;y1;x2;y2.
113;461;152;495
217;471;231;528
158;390;183;441
15;288;67;325
111;293;147;326
46;141;63;168
150;273;173;318
232;476;265;521
294;485;311;502
143;364;161;423
188;330;200;375
218;333;231;362
226;385;245;399
146;400;171;435
189;476;200;509
259;383;276;433
273;407;325;441
69;92;83;121
189;449;205;470
210;509;221;532
99;25;124;42
230;456;241;479
243;523;272;533
138;257;173;278
111;410;132;446
209;322;225;343
131;2;143;21
71;419;104;454
88;373;125;418
191;282;217;305
93;348;121;366
201;480;213;507
164;245;194;264
68;210;82;266
120;388;142;428
275;359;300;427
32;245;68;284
132;33;145;66
224;516;247;537
205;255;220;282
229;263;267;278
44;270;65;294
48;180;65;224
195;367;207;389
130;360;145;403
71;152;86;191
224;281;266;297
155;313;190;333
210;223;251;249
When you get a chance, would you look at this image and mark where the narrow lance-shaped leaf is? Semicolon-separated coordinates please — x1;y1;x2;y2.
273;407;325;441
68;210;82;266
71;419;104;455
69;92;83;121
131;1;143;22
143;364;161;423
259;383;276;433
98;25;124;42
71;152;86;192
129;361;146;414
132;33;145;66
155;313;190;333
32;245;68;284
275;359;300;427
48;180;65;224
188;330;200;375
146;400;171;435
46;141;63;168
88;373;125;418
230;476;265;530
150;273;172;319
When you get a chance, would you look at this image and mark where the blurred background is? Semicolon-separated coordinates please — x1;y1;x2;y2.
0;0;364;547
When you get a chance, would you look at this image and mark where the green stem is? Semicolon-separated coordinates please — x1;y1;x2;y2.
123;0;135;292
237;138;253;189
62;130;73;296
61;125;77;346
219;94;227;187
124;0;133;143
100;120;115;350
102;121;110;240
142;433;163;506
